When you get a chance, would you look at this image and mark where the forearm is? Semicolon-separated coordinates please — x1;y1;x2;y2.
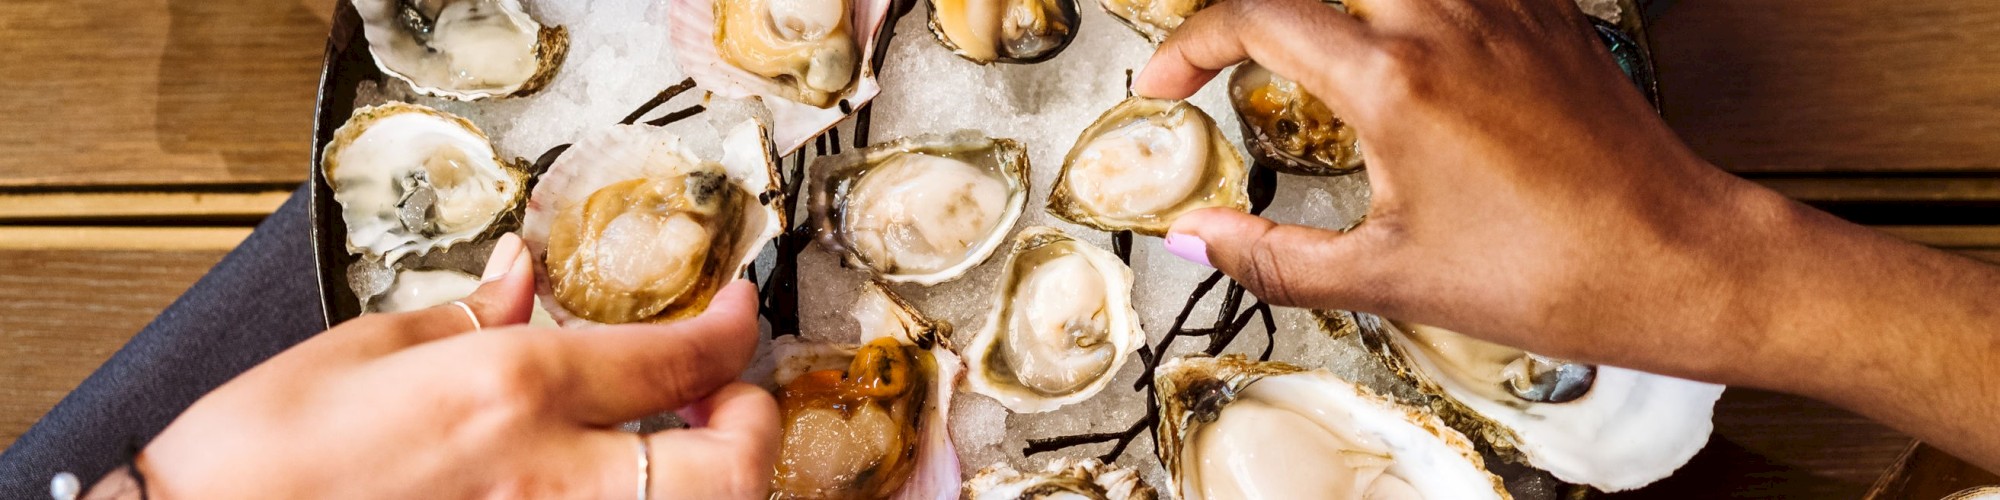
1707;186;2000;470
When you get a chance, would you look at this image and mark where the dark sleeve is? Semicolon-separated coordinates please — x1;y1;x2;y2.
0;183;327;497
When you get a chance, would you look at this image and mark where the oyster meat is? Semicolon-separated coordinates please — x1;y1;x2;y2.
1048;97;1249;236
1155;355;1511;500
521;122;782;326
770;282;963;499
1228;62;1361;176
367;269;481;313
322;103;527;264
810;132;1030;285
1358;318;1724;491
1098;0;1210;44
669;0;893;155
354;0;567;100
964;458;1155;500
964;227;1144;413
928;0;1081;64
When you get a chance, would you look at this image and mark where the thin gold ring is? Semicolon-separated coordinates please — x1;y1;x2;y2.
449;300;481;331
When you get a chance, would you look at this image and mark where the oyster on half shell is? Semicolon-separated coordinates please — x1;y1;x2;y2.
1097;0;1211;44
964;226;1144;413
1353;316;1724;491
928;0;1082;64
810;132;1030;285
1156;355;1511;500
1228;62;1362;176
322;103;527;264
1048;97;1249;237
964;457;1155;500
669;0;893;155
522;122;783;326
770;282;963;499
354;0;567;100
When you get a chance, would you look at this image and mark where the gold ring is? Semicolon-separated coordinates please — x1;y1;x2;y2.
450;300;481;331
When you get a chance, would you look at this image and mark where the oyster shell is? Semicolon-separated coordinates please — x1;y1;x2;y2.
367;269;481;313
1048;97;1249;236
809;132;1030;285
964;226;1144;413
963;457;1155;500
354;0;567;100
521;122;783;326
928;0;1082;64
770;282;963;499
669;0;894;155
321;103;527;264
1353;316;1724;491
1155;355;1511;500
1228;62;1361;176
1097;0;1210;44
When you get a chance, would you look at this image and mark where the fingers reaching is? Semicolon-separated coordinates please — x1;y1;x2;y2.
646;383;780;499
1166;208;1376;309
1133;0;1373;105
304;233;539;364
552;280;764;425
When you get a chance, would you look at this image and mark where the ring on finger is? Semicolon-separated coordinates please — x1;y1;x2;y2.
450;300;482;331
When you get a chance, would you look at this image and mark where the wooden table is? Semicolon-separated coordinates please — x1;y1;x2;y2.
1;0;1995;496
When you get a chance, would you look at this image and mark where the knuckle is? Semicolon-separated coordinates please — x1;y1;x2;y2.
1361;38;1436;111
462;334;552;403
1241;231;1304;307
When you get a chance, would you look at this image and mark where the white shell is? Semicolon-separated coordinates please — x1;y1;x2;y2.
668;0;894;156
1368;319;1724;491
521;121;783;326
321;103;525;264
353;0;567;100
809;132;1031;286
964;226;1145;413
1155;356;1510;500
963;457;1155;500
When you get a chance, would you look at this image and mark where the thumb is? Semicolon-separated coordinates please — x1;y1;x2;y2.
1163;208;1369;309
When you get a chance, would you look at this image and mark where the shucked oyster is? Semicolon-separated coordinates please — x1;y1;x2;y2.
927;0;1081;64
1355;317;1723;491
964;227;1144;413
770;282;963;499
669;0;894;155
1156;355;1511;500
1098;0;1210;44
964;458;1155;500
354;0;567;100
810;132;1030;285
1228;62;1362;176
521;122;782;326
322;103;527;264
1048;97;1249;237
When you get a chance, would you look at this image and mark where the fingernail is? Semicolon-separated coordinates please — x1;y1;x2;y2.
1163;232;1211;268
481;233;524;282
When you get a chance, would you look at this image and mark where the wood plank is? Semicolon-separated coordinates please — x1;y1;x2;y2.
1651;0;2000;173
1759;178;2000;203
0;190;291;222
0;0;333;188
0;249;227;449
1877;226;2000;249
0;227;251;251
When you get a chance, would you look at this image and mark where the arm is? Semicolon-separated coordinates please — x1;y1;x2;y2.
1137;0;2000;470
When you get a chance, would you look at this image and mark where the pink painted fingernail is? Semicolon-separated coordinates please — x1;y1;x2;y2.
481;233;524;282
1163;232;1211;268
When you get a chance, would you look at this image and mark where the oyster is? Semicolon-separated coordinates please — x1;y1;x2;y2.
669;0;893;155
810;132;1030;285
770;282;962;499
928;0;1081;64
1228;62;1361;176
964;227;1144;413
1355;317;1724;491
367;269;481;313
1097;0;1210;44
354;0;567;100
1048;97;1249;236
963;458;1155;500
1156;355;1511;500
322;103;527;264
521;122;783;326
